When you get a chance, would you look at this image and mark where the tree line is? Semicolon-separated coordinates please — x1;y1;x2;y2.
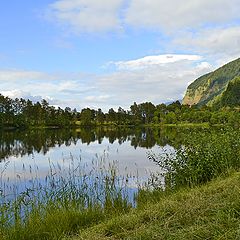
0;93;239;129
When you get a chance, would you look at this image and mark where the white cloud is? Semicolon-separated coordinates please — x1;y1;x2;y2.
110;54;202;70
0;57;213;111
47;0;240;34
173;26;240;65
47;0;124;33
44;0;240;68
0;70;47;81
0;69;94;109
195;62;212;71
1;90;30;99
95;56;213;109
125;0;240;31
0;89;62;106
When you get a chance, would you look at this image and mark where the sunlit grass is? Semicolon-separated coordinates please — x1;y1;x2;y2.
71;172;240;240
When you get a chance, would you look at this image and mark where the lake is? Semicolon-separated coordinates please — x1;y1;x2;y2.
0;127;184;199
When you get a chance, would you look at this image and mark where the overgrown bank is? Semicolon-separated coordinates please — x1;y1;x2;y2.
1;128;240;239
67;128;240;239
68;172;240;240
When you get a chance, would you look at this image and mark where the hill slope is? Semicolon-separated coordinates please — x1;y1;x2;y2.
182;58;240;106
219;76;240;107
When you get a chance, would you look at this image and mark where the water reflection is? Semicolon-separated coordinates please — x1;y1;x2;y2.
0;127;178;161
0;127;186;182
0;126;208;200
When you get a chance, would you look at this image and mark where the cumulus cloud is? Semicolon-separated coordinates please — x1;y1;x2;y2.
109;54;202;70
173;26;240;65
45;0;240;67
94;56;213;109
47;0;240;34
0;55;213;111
45;0;240;66
47;0;124;33
0;69;95;110
0;89;62;106
1;90;31;99
125;0;240;31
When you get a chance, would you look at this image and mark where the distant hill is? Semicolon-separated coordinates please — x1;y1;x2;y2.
182;58;240;106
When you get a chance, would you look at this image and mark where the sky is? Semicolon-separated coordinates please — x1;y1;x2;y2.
0;0;240;111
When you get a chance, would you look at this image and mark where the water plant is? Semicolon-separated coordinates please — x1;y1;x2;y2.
148;128;240;190
0;154;135;240
1;127;240;239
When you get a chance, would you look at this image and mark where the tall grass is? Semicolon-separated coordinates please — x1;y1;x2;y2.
148;128;240;190
74;172;240;240
1;128;240;239
0;154;135;240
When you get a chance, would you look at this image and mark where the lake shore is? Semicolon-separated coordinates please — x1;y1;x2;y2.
67;171;240;239
1;127;240;240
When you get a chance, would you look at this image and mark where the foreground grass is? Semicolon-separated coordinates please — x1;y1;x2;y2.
68;172;240;240
1;129;240;239
0;160;133;240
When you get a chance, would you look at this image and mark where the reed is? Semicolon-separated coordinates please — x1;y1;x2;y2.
148;128;240;190
0;154;135;240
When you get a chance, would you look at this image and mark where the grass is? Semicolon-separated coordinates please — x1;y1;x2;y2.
144;123;210;128
148;128;240;189
67;171;240;240
1;128;240;239
0;158;135;240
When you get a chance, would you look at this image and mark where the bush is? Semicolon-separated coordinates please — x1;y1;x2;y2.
148;128;240;189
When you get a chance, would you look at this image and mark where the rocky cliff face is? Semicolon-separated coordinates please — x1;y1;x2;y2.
182;58;240;106
183;85;209;106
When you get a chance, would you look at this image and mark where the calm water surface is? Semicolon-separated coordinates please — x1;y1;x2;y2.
0;127;179;197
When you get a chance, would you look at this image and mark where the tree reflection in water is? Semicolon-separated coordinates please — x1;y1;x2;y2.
0;126;207;161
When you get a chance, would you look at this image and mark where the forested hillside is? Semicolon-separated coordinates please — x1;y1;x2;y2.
183;58;240;106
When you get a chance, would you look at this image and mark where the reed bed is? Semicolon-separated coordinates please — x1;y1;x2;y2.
0;152;138;240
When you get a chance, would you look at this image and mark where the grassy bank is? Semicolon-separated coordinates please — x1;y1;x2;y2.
67;172;240;240
144;122;210;128
1;128;240;239
2;169;240;240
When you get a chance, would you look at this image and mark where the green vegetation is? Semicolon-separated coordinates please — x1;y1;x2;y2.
148;129;240;189
182;57;240;106
0;160;133;240
218;76;240;107
0;96;78;128
1;128;240;239
68;172;240;240
1;92;240;129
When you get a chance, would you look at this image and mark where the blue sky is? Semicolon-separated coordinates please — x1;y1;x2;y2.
0;0;240;111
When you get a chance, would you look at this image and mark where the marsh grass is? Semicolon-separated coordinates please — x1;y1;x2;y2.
1;128;240;239
148;128;240;190
0;153;136;240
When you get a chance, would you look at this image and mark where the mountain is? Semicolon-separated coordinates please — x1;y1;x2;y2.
218;76;240;107
182;58;240;106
